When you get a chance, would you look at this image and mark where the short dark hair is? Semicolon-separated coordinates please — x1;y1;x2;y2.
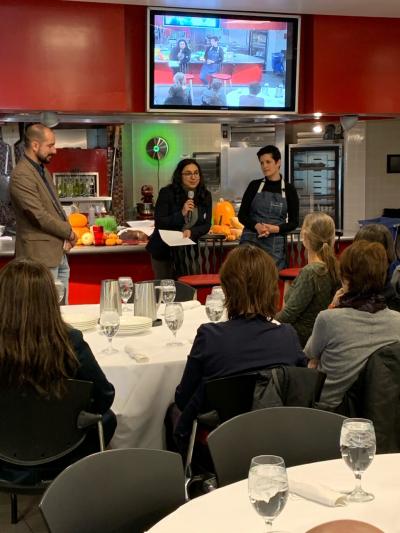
249;82;261;96
256;144;281;162
340;240;387;294
354;223;395;264
24;123;50;148
210;36;219;42
220;245;279;319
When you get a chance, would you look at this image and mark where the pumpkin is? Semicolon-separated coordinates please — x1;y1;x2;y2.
73;226;90;239
210;224;231;238
105;238;117;246
230;216;244;230
81;232;94;246
226;233;237;241
212;198;235;226
68;213;88;227
229;228;243;238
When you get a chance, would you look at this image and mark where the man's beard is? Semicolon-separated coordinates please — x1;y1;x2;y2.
37;153;52;164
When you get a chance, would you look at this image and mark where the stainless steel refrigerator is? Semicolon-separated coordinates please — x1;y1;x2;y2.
288;143;343;229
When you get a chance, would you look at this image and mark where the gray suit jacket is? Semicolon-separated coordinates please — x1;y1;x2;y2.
10;156;71;268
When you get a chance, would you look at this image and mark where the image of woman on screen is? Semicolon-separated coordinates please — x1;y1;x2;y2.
169;39;191;74
201;79;226;106
146;158;212;279
238;144;299;270
164;72;192;106
199;36;224;86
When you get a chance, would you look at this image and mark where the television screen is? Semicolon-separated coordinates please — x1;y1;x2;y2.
147;8;300;113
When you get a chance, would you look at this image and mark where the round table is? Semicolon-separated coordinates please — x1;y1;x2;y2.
148;454;400;532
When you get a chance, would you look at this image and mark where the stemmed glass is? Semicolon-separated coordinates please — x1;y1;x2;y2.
118;277;133;313
340;418;376;502
164;302;184;346
161;279;176;303
211;285;225;302
54;279;65;304
248;455;288;532
205;294;224;322
99;309;120;354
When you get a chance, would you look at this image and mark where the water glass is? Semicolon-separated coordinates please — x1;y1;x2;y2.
118;277;133;312
54;279;65;304
205;295;224;322
248;455;288;532
211;285;225;301
340;418;376;502
164;302;184;346
99;309;120;354
161;279;176;303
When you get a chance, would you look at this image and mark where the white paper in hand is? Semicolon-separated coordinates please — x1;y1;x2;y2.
159;230;195;247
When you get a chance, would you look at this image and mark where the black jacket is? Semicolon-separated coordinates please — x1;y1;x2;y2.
146;184;212;261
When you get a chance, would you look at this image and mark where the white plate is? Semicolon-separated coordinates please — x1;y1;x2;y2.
120;315;152;326
116;327;151;336
62;312;98;324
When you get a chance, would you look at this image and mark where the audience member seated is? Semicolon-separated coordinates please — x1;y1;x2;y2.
201;79;227;106
173;245;306;448
0;259;116;478
354;223;400;311
305;240;400;410
306;520;383;533
239;82;265;107
277;212;340;346
164;72;192;105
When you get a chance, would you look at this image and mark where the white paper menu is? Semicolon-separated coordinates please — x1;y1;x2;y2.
159;230;195;247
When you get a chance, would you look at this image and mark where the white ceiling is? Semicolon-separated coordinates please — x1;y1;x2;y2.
64;0;400;19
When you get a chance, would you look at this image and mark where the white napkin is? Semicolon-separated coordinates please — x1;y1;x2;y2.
125;344;149;363
0;236;12;241
159;300;201;315
289;479;347;507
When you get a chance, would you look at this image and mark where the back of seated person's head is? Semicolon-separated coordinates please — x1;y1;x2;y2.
167;86;185;99
220;245;278;319
249;82;261;96
354;223;395;265
0;259;78;396
173;72;185;86
306;519;383;533
340;240;387;295
210;79;222;92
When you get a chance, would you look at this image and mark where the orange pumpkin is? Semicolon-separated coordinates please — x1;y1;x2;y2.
212;198;235;226
210;224;231;238
68;213;88;227
73;226;90;239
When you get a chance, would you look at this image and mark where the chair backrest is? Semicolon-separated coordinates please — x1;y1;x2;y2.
208;407;346;487
173;234;224;277
143;279;196;301
39;448;185;533
0;379;93;465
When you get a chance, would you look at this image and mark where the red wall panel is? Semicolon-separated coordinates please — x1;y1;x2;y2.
0;0;129;112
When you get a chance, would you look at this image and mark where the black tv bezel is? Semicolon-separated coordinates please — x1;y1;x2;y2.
147;7;301;114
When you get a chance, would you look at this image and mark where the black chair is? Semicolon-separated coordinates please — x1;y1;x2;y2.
39;448;186;533
207;407;346;487
0;379;104;524
144;278;196;302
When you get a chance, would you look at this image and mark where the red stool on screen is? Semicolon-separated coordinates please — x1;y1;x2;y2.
210;73;232;94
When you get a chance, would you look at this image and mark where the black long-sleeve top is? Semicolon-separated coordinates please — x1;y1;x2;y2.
238;178;299;234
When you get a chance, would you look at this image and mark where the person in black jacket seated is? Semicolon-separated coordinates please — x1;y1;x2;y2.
354;223;400;312
173;245;306;449
0;259;116;479
238;145;299;270
146;158;212;279
169;39;191;74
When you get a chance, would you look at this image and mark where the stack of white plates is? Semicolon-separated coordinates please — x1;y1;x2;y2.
117;315;152;336
62;312;98;331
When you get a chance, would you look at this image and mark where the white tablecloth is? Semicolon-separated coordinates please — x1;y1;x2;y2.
63;302;209;449
149;454;400;533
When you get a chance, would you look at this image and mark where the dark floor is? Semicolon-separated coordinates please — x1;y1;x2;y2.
0;493;47;533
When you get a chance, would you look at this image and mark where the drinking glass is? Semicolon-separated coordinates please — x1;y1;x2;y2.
118;277;133;313
164;302;184;346
54;279;65;304
248;455;288;532
161;279;176;303
340;418;376;502
99;309;120;354
205;295;224;322
211;285;225;302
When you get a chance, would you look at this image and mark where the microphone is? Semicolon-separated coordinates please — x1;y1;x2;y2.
187;190;194;223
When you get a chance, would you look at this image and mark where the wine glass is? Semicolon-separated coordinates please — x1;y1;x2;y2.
340;418;376;502
248;455;288;532
164;302;184;346
161;279;176;303
205;295;224;322
99;309;120;354
54;279;65;304
118;277;133;313
211;285;225;302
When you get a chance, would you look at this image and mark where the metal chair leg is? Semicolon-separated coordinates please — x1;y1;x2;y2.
10;493;18;524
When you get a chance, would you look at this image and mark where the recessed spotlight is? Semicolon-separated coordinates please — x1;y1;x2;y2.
314;112;322;119
313;125;323;133
268;115;278;119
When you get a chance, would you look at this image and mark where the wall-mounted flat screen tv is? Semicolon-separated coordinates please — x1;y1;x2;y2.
147;8;300;113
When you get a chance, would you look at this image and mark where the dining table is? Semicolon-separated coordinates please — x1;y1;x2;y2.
62;301;209;450
148;454;400;532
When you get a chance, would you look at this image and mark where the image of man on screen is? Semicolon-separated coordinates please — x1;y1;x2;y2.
200;36;224;86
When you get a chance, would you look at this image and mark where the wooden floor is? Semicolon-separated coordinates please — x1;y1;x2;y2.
0;494;48;533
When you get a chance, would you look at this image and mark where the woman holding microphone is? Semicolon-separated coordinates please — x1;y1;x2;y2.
146;158;212;279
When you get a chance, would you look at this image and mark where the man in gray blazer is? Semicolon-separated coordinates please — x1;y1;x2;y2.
10;124;76;302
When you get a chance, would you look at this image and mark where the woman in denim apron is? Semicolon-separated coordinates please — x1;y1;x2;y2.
200;37;224;86
238;145;299;270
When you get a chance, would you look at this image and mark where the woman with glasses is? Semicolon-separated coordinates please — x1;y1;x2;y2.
146;158;212;278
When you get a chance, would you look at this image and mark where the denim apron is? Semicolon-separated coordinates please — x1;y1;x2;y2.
240;180;288;270
200;47;221;82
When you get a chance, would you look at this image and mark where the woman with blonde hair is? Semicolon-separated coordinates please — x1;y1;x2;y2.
174;245;306;441
277;212;340;346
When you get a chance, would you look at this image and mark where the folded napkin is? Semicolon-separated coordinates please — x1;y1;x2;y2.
125;344;149;363
159;300;201;315
289;479;347;507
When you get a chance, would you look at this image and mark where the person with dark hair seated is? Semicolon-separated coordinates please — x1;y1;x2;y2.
0;259;116;478
174;245;306;445
201;79;226;106
354;223;400;311
169;39;191;73
305;240;400;410
239;82;265;107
